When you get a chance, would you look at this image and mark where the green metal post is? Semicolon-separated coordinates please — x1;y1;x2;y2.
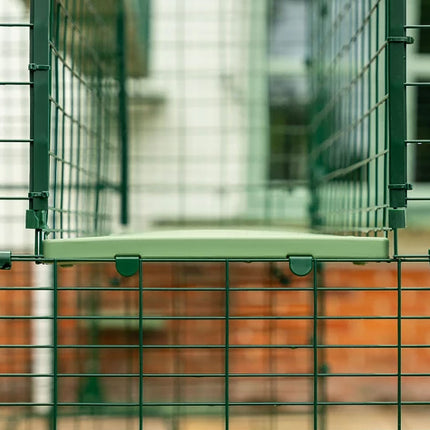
118;0;129;226
387;0;409;226
29;0;51;253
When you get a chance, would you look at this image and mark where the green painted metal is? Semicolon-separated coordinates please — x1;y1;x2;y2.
29;0;51;253
118;0;129;226
0;251;12;270
387;0;409;216
42;229;389;260
115;255;140;277
4;254;429;429
289;255;313;277
309;0;402;236
2;0;152;255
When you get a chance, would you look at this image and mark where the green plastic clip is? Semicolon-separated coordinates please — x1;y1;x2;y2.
26;210;48;230
115;255;140;277
28;63;50;71
387;36;414;44
0;251;12;270
288;256;313;277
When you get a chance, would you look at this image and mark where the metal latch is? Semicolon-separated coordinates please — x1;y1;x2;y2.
26;210;48;230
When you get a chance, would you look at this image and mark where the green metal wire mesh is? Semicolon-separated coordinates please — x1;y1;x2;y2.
3;1;430;430
309;0;391;235
2;255;430;430
47;0;124;240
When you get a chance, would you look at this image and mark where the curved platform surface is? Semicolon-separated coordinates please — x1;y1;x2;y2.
43;229;389;260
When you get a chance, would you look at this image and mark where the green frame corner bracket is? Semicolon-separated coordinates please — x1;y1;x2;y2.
115;255;140;277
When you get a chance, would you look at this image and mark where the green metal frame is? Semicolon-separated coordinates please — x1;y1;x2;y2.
16;0;139;255
28;0;51;254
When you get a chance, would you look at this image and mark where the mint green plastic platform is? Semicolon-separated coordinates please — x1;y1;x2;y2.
43;229;389;260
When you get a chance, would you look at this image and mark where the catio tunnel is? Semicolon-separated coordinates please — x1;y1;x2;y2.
1;1;430;429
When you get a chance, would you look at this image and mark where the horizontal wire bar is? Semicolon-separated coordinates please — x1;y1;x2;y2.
0;197;29;201
405;139;430;144
0;23;32;27
0;315;418;321
406;198;430;201
2;287;425;293
0;372;426;378
0;81;32;85
0;139;32;142
405;25;430;29
3;401;430;407
0;344;426;349
405;82;430;86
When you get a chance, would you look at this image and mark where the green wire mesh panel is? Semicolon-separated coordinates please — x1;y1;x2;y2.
47;0;124;240
3;256;430;429
309;0;410;235
0;0;141;255
309;0;390;234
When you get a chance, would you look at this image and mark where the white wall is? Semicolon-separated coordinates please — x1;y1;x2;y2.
0;1;33;251
128;0;269;227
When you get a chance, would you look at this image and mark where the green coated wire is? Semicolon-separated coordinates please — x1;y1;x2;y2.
139;262;143;430
310;0;390;235
225;260;230;430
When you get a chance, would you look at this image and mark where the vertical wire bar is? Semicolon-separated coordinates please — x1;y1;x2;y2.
317;261;327;430
397;259;402;429
352;1;359;231
118;0;129;226
52;261;58;429
383;0;389;230
51;0;60;239
59;5;67;237
225;260;230;430
359;1;365;230
313;259;318;430
374;1;380;232
366;0;372;232
67;0;76;237
29;0;51;252
139;261;144;430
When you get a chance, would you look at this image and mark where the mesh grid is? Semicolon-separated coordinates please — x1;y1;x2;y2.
309;0;390;235
48;0;122;239
1;256;430;429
